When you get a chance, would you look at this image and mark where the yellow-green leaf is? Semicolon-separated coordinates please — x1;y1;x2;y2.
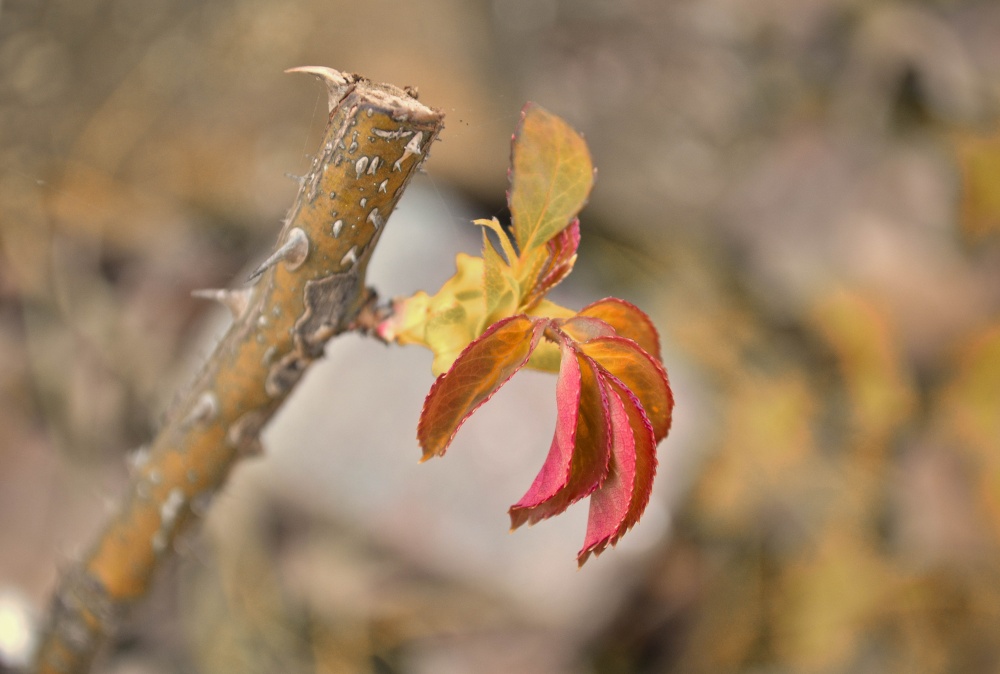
509;104;594;255
425;303;478;376
474;218;519;266
388;253;489;375
479;222;521;328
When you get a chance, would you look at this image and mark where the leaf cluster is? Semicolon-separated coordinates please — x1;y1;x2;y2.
379;105;674;563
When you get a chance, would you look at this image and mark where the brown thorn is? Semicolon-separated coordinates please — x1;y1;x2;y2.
285;66;357;113
191;288;252;318
248;227;309;282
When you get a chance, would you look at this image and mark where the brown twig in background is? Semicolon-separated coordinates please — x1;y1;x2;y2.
33;67;444;674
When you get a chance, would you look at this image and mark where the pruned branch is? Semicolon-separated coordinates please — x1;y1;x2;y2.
34;68;444;674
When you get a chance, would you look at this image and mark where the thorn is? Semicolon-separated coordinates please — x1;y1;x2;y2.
367;208;383;229
284;172;307;186
405;132;424;156
286;66;356;113
393;131;424;171
341;246;358;267
126;445;150;474
191;287;252;317
183;391;220;427
248;227;310;282
227;410;267;456
355;156;370;178
373;128;413;141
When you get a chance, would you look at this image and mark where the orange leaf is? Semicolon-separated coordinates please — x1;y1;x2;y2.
579;336;673;443
578;298;662;361
418;315;544;459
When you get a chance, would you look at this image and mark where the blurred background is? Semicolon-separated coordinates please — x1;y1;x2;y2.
2;0;1000;672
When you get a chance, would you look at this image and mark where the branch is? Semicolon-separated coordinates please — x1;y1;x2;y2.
34;67;444;674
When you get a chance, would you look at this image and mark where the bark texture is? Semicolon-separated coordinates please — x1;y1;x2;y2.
34;68;444;674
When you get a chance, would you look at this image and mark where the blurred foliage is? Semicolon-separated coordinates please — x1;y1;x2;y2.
956;129;1000;241
595;280;1000;673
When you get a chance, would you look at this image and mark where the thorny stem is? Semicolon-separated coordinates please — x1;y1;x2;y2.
33;68;444;674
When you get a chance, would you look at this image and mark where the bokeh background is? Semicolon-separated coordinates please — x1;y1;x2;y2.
2;0;1000;672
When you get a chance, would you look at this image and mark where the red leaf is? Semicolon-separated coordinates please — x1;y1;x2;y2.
578;336;673;443
510;336;612;528
578;378;634;563
506;341;581;529
577;375;657;565
523;219;581;309
578;298;662;361
418;315;544;459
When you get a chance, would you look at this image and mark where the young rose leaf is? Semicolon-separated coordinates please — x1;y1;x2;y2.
578;376;657;565
424;303;478;377
376;292;430;345
382;253;489;376
509;104;594;255
514;245;550;309
578;336;673;443
524;339;563;374
479;223;521;328
522;219;581;310
419;315;544;459
474;217;519;266
603;378;658;547
379;103;675;565
578;298;662;361
578;381;635;564
509;338;612;528
539;218;581;287
522;302;576;374
526;298;576;321
557;315;617;344
505;342;581;529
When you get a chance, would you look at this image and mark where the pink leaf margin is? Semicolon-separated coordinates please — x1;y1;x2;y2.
523;219;581;310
